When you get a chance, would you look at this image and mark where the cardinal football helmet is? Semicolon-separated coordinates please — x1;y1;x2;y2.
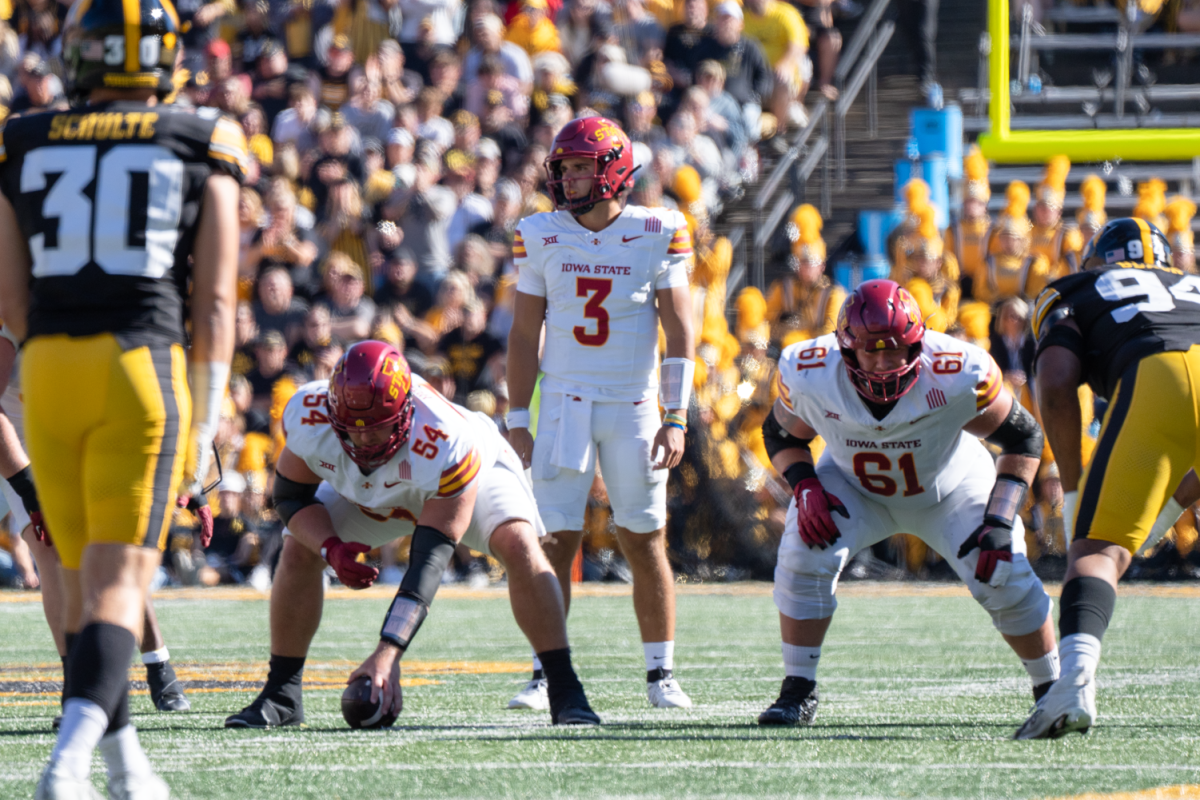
836;279;926;404
328;341;416;470
545;117;637;214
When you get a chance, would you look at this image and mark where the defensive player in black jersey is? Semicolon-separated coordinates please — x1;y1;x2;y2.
0;0;244;795
1018;218;1200;740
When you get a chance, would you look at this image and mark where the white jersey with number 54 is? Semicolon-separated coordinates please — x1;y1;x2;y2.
776;331;1005;510
515;205;692;402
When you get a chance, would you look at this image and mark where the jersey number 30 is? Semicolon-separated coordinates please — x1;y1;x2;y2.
21;144;185;279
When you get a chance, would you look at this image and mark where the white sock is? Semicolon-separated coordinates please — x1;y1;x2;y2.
531;651;543;675
98;725;153;780
782;643;821;681
644;641;674;673
141;647;170;666
1022;648;1061;687
1059;633;1102;677
50;698;109;780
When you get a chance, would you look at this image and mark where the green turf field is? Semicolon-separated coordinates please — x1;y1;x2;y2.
1;583;1198;799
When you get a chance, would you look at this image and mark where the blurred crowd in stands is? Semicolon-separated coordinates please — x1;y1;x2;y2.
1;0;1198;590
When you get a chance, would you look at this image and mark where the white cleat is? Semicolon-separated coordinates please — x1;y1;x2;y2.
107;773;170;800
507;677;549;710
1015;666;1097;740
647;669;693;709
35;763;104;800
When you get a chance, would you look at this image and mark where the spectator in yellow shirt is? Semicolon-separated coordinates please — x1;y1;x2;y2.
739;0;810;134
505;0;562;57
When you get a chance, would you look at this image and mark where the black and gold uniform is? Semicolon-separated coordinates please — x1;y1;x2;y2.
1033;245;1200;553
0;104;247;569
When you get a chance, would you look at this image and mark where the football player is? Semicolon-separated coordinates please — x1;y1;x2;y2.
1018;218;1200;739
506;117;696;710
0;324;193;732
225;341;599;728
0;0;244;795
759;280;1059;726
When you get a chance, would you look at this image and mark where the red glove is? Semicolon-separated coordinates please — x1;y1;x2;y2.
957;524;1014;587
178;495;214;548
322;537;378;589
794;477;849;549
29;510;51;547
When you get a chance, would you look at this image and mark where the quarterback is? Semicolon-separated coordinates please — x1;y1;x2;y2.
506;116;696;710
226;341;599;728
1019;219;1200;738
759;280;1059;725
0;0;243;795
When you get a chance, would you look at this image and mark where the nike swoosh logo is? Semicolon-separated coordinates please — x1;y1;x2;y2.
383;480;404;488
909;414;931;424
801;489;812;505
622;235;643;243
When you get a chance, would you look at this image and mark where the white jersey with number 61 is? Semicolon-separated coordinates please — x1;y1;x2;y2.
514;205;692;403
776;331;1005;511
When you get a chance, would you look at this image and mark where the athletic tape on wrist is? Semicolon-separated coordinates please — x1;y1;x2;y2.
379;592;428;650
188;361;230;488
659;358;695;410
985;474;1028;529
506;408;531;429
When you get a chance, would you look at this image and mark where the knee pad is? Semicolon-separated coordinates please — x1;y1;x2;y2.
969;557;1052;636
772;534;848;621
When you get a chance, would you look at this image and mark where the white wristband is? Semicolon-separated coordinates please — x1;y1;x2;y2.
1061;490;1078;549
659;358;695;410
187;360;230;491
506;407;531;429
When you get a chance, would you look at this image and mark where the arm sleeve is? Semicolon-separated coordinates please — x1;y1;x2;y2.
514;227;547;296
655;215;693;290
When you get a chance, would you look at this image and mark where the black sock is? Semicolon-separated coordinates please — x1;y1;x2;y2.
1058;576;1117;641
105;686;130;735
61;632;77;708
66;623;137;725
265;654;306;692
537;648;584;705
146;660;173;680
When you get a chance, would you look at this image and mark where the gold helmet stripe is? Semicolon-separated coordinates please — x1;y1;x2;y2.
160;0;180;30
70;0;94;27
1134;216;1154;265
122;0;140;73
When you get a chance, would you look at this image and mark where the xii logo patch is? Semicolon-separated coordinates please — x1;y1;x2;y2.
542;235;558;245
824;410;841;420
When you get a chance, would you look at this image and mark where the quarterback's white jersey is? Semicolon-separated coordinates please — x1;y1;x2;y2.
282;376;502;527
514;205;692;402
776;331;1004;511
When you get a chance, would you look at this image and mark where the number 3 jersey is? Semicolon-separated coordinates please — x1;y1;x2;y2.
514;205;692;402
776;331;1004;510
0;101;248;347
1032;262;1200;401
283;375;503;522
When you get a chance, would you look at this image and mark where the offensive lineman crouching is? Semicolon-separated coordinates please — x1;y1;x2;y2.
226;341;599;728
758;280;1059;725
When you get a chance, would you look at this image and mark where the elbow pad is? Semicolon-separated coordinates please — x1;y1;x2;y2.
381;525;456;650
985;400;1044;458
762;411;813;462
272;473;320;525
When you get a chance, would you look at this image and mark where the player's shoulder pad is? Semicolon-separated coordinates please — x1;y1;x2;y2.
513;210;566;262
411;383;482;498
776;333;840;411
1031;271;1092;340
281;380;331;450
924;331;1002;412
206;115;250;183
633;205;692;254
0;110;53;166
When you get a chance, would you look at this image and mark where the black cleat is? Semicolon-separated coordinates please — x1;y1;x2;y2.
225;684;304;729
550;690;601;726
758;677;819;726
1033;680;1054;702
147;661;191;712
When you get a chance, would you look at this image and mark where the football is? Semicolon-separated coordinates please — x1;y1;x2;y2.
341;675;399;729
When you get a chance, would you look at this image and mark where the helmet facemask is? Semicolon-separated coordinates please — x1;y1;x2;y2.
328;396;415;471
841;343;924;404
